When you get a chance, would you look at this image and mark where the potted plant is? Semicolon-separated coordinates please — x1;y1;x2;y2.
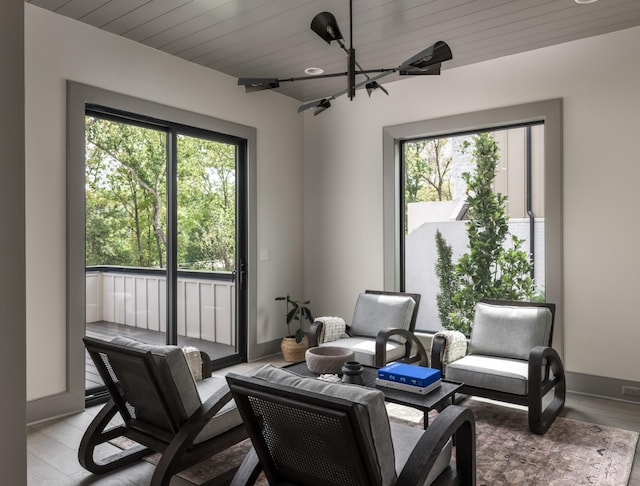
275;294;314;362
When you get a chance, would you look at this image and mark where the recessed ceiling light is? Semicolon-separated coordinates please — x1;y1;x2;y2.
575;0;597;4
304;67;325;76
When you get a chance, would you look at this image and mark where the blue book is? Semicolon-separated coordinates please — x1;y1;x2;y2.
377;362;441;388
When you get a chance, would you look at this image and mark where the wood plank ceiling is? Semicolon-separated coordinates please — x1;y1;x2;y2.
27;0;640;103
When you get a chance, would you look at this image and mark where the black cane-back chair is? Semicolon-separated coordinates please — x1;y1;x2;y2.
79;336;247;486
226;365;476;486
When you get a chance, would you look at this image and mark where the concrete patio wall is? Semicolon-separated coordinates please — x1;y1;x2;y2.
406;219;546;331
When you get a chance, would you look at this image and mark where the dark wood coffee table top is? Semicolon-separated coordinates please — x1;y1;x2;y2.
284;361;463;428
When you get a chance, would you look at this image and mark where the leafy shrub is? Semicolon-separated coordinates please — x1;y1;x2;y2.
435;132;534;335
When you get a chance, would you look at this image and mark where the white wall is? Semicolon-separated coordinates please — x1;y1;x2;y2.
25;4;304;401
304;26;640;382
1;0;26;481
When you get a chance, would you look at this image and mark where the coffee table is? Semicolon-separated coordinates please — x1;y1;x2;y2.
285;361;463;429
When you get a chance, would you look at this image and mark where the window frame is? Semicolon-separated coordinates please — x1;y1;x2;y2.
382;99;563;352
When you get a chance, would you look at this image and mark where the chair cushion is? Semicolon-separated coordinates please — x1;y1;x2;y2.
390;422;452;485
252;364;397;486
110;336;202;426
445;354;530;395
469;302;553;360
110;337;242;442
350;293;416;340
319;336;406;367
193;376;243;444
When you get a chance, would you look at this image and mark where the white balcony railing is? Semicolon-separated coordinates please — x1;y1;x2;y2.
86;267;235;345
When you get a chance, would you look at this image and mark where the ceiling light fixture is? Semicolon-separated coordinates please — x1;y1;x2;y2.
575;0;598;3
238;0;452;115
304;67;325;76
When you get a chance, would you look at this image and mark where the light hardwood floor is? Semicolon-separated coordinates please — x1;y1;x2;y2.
28;359;640;485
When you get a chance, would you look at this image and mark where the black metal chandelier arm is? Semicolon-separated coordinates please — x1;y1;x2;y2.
237;72;347;86
238;68;399;87
297;68;398;113
297;97;335;113
333;38;372;82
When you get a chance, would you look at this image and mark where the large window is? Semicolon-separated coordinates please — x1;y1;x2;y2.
400;125;545;332
383;100;563;344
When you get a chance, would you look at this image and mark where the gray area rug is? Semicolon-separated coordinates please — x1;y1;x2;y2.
389;398;639;486
114;398;638;485
468;399;638;486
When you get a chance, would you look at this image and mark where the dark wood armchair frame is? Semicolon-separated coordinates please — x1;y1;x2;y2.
309;290;429;368
79;337;247;486
431;299;566;435
226;372;476;486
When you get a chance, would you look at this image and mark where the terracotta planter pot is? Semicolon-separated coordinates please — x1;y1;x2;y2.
280;335;309;362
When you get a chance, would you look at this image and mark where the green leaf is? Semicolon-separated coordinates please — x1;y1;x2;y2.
286;307;298;323
302;307;314;323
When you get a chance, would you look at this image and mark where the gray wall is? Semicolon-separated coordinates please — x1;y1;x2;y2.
0;0;27;482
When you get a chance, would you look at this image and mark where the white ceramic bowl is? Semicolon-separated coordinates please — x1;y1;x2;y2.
305;346;356;374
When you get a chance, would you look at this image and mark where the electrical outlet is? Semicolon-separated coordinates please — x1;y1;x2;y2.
622;386;640;397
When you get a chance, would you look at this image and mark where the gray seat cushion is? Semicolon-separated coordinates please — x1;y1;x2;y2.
252;364;398;486
445;354;530;395
350;293;415;340
390;422;452;486
193;376;243;444
469;302;552;360
109;337;241;441
110;336;202;426
319;336;406;366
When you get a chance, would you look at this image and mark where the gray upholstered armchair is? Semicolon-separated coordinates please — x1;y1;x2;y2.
308;290;429;368
431;299;565;434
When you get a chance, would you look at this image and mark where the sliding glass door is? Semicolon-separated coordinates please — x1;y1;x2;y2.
174;131;241;355
84;109;246;402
